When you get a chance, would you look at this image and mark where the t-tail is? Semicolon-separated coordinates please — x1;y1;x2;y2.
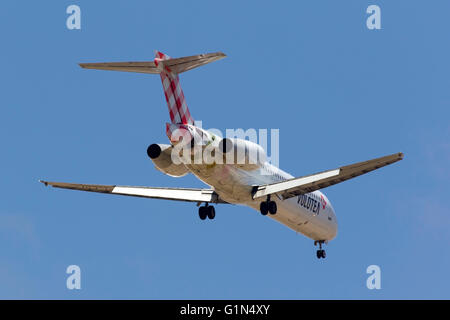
79;51;226;141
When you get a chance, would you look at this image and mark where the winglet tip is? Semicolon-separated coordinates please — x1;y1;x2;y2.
217;52;227;59
39;180;49;186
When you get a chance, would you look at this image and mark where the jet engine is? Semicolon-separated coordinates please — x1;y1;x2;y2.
146;144;189;177
218;138;266;170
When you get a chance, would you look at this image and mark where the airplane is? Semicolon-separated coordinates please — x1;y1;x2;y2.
40;51;403;259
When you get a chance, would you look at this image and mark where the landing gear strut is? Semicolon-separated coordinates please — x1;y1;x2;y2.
260;195;277;216
314;240;327;259
199;203;215;220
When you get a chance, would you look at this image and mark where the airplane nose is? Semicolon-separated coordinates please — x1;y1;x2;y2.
329;214;338;240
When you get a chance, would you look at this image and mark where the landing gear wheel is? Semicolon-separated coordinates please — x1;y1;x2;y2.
207;206;216;220
260;202;268;215
198;206;207;220
316;250;326;259
268;201;277;215
315;241;327;259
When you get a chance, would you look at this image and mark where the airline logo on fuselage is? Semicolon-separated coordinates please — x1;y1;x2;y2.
297;194;322;215
320;194;327;209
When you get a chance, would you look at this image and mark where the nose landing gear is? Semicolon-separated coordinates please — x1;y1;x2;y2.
314;240;327;259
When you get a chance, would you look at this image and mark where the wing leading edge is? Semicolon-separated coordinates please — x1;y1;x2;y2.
252;152;404;200
39;180;228;204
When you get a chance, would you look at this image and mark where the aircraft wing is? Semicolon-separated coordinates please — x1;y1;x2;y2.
39;180;228;204
252;152;404;200
79;52;226;75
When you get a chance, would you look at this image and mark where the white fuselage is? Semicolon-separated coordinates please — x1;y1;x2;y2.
185;161;338;241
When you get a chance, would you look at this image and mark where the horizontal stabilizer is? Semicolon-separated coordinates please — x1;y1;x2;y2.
79;52;226;75
39;180;228;204
253;152;404;200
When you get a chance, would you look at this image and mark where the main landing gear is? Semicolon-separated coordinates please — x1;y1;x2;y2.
260;195;277;216
198;203;215;220
314;240;327;259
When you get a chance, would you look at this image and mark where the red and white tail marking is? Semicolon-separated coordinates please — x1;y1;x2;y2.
79;50;226;142
154;51;194;128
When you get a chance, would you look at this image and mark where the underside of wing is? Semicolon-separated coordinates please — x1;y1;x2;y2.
253;152;404;200
40;180;228;204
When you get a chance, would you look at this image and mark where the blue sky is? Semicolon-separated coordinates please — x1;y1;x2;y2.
0;0;449;299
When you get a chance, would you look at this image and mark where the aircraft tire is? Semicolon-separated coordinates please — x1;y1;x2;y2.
199;207;207;220
268;201;277;215
207;206;215;219
260;202;268;215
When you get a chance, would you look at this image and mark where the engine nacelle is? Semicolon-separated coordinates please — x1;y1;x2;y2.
147;144;189;177
218;138;266;170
